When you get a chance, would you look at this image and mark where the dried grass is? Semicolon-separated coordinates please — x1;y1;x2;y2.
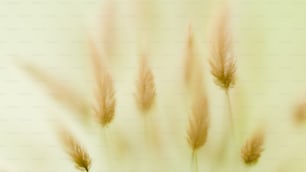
135;52;156;112
183;25;196;85
186;84;209;172
187;92;209;151
17;2;281;172
241;129;265;165
58;127;92;172
293;99;306;125
20;63;89;116
89;38;116;127
209;7;236;90
100;0;117;59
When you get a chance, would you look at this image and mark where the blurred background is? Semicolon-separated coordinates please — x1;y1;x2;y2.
1;0;306;171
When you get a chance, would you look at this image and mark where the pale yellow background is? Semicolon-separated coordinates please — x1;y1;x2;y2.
0;0;306;172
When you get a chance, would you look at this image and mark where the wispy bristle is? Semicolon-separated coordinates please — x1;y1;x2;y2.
187;92;209;151
100;0;117;59
135;53;156;112
59;127;92;172
183;25;196;85
293;100;306;125
241;129;265;165
209;7;236;90
94;70;116;127
20;63;89;116
89;38;116;127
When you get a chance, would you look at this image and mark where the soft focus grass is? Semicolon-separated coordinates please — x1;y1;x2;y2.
0;0;306;171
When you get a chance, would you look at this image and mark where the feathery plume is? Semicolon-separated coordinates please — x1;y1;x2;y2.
183;25;196;85
135;53;156;112
187;90;209;172
59;127;92;172
241;129;265;165
89;37;116;127
187;92;209;151
293;99;306;125
20;63;89;116
100;0;117;59
209;7;236;90
93;67;116;127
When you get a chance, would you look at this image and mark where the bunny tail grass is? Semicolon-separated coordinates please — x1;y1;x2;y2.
183;24;196;86
58;127;92;172
187;91;209;172
89;37;116;127
209;6;236;136
135;52;156;113
209;7;236;91
241;129;265;166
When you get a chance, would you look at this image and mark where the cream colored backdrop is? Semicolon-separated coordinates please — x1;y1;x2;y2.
0;0;306;172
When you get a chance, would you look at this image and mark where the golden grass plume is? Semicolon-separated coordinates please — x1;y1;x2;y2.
58;127;92;172
89;38;116;127
241;128;265;165
135;52;156;112
183;25;196;85
100;0;117;59
293;99;306;125
209;7;236;90
187;91;209;151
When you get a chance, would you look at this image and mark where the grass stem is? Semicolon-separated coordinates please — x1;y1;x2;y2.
191;150;199;172
143;113;152;146
225;89;234;136
103;127;113;170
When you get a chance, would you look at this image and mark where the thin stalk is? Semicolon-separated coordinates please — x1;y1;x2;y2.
102;127;113;170
103;127;110;150
191;150;199;172
143;113;151;145
225;89;235;136
210;90;235;172
225;90;244;172
241;165;248;172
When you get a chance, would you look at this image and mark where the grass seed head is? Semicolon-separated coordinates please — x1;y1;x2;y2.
187;92;209;151
209;7;236;90
241;129;265;165
59;127;92;172
89;37;116;127
183;25;196;85
135;52;156;112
